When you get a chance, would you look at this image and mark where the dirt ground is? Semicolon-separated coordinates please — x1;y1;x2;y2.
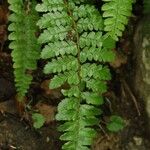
0;0;150;150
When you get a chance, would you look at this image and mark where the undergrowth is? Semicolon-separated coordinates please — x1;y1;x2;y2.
8;0;134;149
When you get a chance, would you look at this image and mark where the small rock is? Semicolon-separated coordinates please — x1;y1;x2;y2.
133;136;143;146
46;136;50;143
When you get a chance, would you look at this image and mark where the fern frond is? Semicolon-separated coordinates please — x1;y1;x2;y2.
102;0;133;41
36;0;115;149
8;0;40;99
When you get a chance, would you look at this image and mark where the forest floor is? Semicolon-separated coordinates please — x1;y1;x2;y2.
0;1;150;150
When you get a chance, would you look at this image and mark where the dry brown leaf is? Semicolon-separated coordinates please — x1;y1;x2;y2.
92;134;120;150
41;80;62;100
0;99;17;114
0;2;9;24
41;80;53;95
110;50;127;68
35;102;57;124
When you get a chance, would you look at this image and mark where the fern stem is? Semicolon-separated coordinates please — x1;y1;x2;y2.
64;0;82;148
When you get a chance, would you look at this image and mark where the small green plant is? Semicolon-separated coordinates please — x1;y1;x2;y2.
106;115;125;132
8;0;40;99
32;113;46;129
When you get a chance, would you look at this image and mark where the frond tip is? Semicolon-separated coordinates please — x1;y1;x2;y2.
102;0;133;41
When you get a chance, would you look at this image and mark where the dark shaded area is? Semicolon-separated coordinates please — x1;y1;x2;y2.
0;113;61;150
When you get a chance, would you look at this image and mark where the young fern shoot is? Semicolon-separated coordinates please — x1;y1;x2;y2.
8;0;40;100
36;0;115;149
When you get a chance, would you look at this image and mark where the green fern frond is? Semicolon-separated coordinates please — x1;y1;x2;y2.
36;0;115;149
102;0;133;41
8;0;40;99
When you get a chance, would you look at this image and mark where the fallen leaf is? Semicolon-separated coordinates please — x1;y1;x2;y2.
92;133;120;150
0;1;9;51
0;99;17;114
110;50;127;68
0;2;9;24
41;80;53;95
40;80;63;100
35;102;56;124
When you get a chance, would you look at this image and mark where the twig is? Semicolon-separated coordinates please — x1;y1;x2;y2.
121;84;126;99
105;97;113;113
121;79;141;116
99;124;110;139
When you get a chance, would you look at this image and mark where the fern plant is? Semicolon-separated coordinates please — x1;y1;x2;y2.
8;0;40;100
36;0;133;149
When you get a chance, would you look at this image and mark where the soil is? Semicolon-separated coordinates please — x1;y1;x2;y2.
0;113;61;150
0;0;150;150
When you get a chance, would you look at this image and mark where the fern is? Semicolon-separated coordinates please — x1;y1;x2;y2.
8;0;40;99
102;0;134;41
36;0;133;149
36;1;115;149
